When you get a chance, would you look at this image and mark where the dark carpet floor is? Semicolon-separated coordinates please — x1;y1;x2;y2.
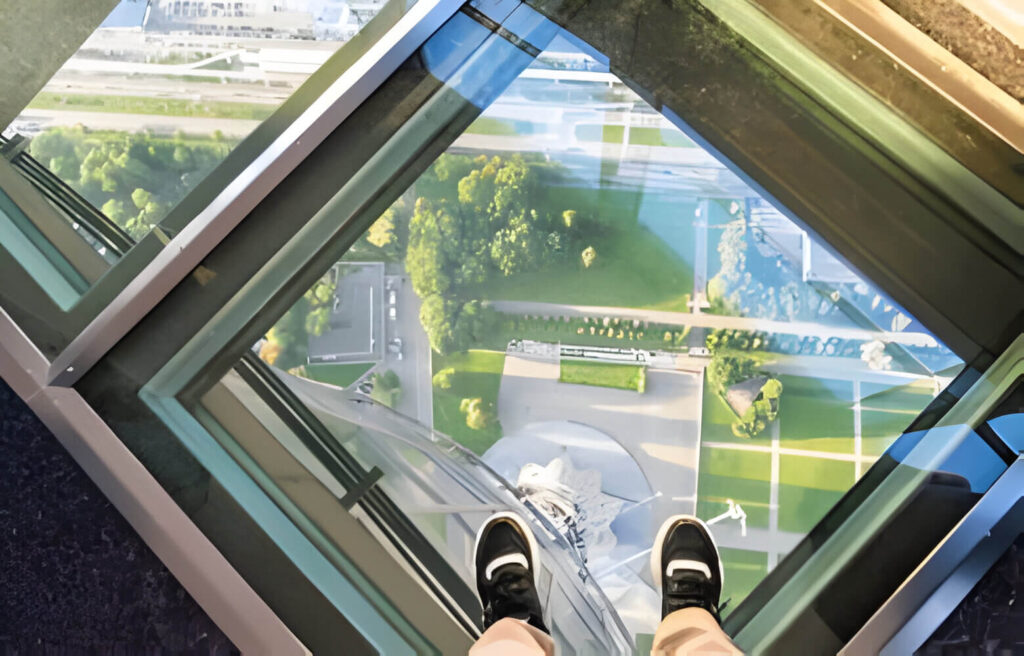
0;378;236;655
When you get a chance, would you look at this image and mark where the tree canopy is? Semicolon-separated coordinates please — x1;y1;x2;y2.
29;127;233;240
405;153;579;354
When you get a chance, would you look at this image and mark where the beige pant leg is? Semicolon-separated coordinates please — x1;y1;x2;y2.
468;618;556;656
651;608;744;656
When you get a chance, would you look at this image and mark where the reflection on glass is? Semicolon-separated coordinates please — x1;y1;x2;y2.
8;0;400;243
255;5;963;642
274;373;632;653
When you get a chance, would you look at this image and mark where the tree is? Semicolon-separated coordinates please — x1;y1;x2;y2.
265;301;309;370
706;354;757;396
305;306;330;337
459;397;492;430
490;213;539;277
432;367;455;390
717;218;747;284
258;334;282;366
545;231;564;256
433;152;474;183
130;186;151;209
101;199;127;225
378;369;400;390
406;198;452;297
29;126;234;238
367;209;396;249
761;378;784;400
732;406;766;438
305;275;335;306
371;369;402;407
454;253;488;286
730;379;783;438
420;294;457;354
581;245;597;268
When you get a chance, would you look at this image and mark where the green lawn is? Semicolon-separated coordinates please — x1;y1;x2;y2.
559;360;645;392
575;123;625;143
719;548;768;616
861;405;921;457
466;117;520;136
304;362;374;388
777;375;855;454
573;124;696;148
469;224;692;311
777;455;854;533
432;350;506;455
539;183;644;227
697;447;772;528
627;127;696;148
28;92;276;121
859;380;936;456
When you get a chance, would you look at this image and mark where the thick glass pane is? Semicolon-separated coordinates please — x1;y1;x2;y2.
916;534;1024;654
244;3;965;642
0;0;413;302
256;372;632;652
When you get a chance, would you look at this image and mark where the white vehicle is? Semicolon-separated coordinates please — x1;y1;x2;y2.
688;346;711;357
388;338;403;360
389;306;397;321
388;290;397;306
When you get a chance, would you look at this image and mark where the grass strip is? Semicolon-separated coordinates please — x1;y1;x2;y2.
29;92;276;121
559;359;645;392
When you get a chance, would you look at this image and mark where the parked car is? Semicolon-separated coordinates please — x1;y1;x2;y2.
688;346;711;357
388;338;403;360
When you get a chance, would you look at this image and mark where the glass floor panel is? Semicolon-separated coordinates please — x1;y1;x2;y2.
244;4;965;643
5;0;412;248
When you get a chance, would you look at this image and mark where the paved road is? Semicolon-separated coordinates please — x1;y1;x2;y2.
386;274;434;427
764;353;945;385
487;300;939;348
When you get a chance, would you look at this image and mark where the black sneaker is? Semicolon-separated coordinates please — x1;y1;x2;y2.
473;512;548;633
650;515;724;622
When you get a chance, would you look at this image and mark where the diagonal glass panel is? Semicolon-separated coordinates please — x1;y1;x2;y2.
30;0;1003;651
0;0;420;314
212;2;969;644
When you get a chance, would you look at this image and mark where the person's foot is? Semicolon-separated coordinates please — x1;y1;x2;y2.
474;512;548;633
651;515;724;622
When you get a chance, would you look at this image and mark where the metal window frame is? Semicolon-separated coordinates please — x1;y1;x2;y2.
45;0;466;388
731;333;1024;652
0;305;309;655
116;6;637;651
842;457;1024;654
0;0;1018;648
